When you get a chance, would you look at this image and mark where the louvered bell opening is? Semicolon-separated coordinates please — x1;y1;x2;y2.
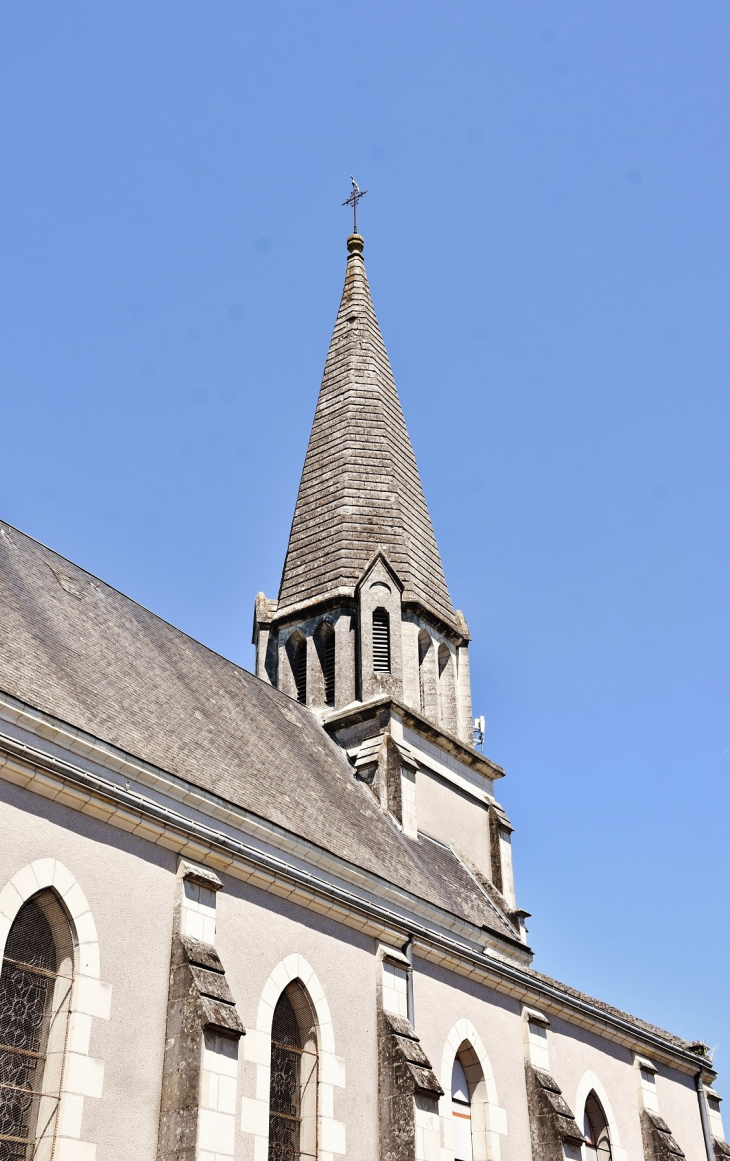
323;634;335;707
372;609;391;673
294;641;307;704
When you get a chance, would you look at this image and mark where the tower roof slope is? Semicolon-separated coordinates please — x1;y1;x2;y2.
277;235;454;624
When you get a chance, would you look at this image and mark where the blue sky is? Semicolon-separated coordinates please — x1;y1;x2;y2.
1;3;729;1079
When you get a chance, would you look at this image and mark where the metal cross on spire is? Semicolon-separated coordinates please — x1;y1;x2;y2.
342;176;367;234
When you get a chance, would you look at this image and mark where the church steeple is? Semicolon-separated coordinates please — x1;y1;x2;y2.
253;229;476;749
252;224;517;921
277;233;455;627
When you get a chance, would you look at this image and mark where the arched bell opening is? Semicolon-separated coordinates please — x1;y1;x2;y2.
286;632;308;705
313;621;336;708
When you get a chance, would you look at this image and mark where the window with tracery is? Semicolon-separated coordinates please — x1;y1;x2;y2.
584;1092;612;1160
268;982;318;1161
0;893;74;1161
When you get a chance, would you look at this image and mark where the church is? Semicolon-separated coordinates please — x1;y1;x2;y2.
0;227;726;1161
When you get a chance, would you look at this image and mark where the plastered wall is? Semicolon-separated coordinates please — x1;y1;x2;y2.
547;1011;708;1161
415;768;491;880
0;774;713;1161
0;780;176;1160
413;958;532;1161
215;876;379;1161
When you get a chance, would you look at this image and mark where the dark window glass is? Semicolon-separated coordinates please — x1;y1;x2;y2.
315;623;335;708
292;639;307;704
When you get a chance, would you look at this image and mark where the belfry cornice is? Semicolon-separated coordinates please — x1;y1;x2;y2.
321;695;505;780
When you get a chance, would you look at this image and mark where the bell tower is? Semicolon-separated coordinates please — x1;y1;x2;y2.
253;231;526;940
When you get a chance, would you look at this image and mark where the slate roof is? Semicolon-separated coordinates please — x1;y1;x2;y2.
524;966;709;1059
0;521;515;943
277;235;455;625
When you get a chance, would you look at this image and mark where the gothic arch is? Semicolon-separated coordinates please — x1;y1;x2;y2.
439;1018;507;1161
241;954;346;1158
0;858;100;978
286;631;308;705
574;1071;626;1161
0;859;110;1158
256;953;335;1054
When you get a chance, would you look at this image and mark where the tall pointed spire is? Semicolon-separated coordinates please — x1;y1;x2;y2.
277;233;455;625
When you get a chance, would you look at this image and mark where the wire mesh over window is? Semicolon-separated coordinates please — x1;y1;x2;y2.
268;983;317;1161
0;895;72;1161
372;608;390;672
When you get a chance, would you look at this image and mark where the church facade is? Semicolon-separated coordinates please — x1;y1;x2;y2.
0;231;726;1161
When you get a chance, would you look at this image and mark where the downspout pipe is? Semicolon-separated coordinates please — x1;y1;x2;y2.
403;935;415;1025
696;1070;715;1161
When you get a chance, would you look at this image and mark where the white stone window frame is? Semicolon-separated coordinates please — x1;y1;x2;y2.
523;1005;551;1072
240;953;346;1161
439;1018;508;1161
378;943;410;1019
633;1053;659;1114
573;1070;626;1161
0;859;112;1161
705;1086;726;1143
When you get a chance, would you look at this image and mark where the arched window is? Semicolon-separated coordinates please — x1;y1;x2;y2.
268;981;318;1161
287;633;307;704
314;621;335;707
0;891;74;1158
372;609;390;673
451;1053;473;1161
584;1092;612;1160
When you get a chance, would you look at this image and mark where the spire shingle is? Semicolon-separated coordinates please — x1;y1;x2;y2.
277;234;454;624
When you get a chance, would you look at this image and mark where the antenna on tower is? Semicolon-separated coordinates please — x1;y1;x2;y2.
472;715;485;751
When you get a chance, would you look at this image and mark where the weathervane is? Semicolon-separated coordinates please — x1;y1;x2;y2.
342;176;368;234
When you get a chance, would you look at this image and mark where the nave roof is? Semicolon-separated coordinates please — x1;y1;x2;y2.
0;520;515;944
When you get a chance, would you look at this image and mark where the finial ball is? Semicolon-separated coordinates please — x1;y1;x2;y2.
347;233;364;256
